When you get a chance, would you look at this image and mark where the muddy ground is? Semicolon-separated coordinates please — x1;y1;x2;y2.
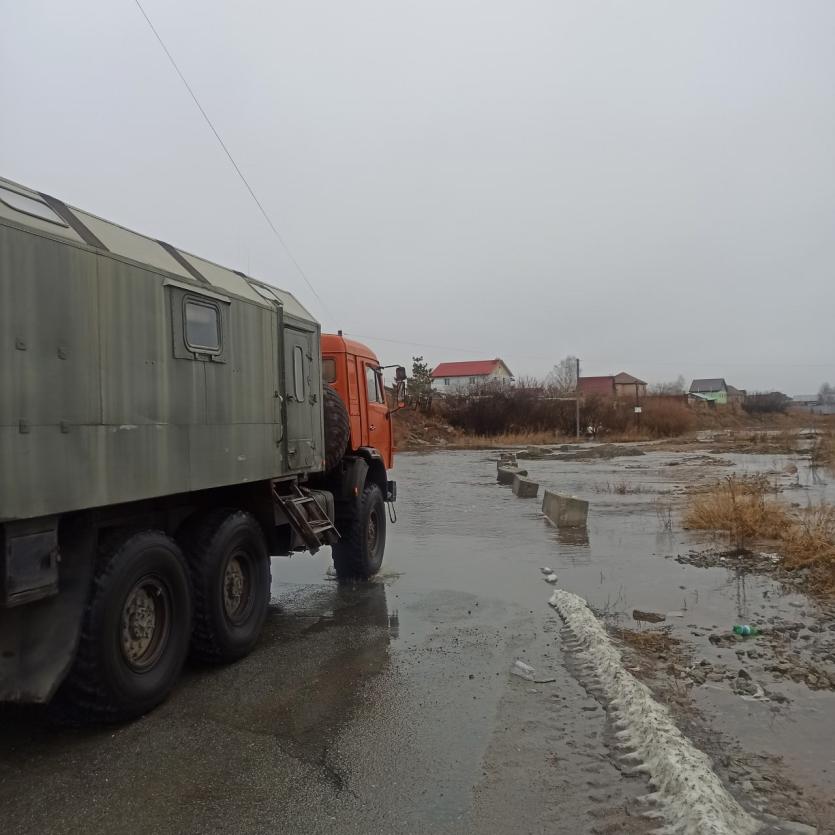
1;438;833;833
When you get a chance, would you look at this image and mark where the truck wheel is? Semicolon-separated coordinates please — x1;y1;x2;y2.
51;530;191;724
332;483;386;580
180;510;271;664
323;384;351;471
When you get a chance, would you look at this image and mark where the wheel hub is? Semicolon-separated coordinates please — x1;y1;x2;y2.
223;556;248;620
121;578;169;670
367;512;378;554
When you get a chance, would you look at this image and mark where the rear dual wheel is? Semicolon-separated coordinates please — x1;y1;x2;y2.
179;510;271;663
54;512;271;723
52;530;192;724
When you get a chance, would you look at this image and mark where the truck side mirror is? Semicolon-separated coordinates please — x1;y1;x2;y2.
395;366;407;382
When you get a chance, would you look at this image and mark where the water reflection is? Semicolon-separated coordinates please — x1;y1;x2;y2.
545;521;592;563
278;579;399;638
555;525;590;548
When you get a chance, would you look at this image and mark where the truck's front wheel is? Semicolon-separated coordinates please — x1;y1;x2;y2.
52;530;192;723
332;483;386;580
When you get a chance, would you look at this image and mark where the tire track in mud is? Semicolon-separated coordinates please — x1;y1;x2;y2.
549;586;762;835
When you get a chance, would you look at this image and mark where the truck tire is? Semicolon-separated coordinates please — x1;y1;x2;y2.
323;384;351;471
332;483;386;580
51;530;192;724
180;510;271;664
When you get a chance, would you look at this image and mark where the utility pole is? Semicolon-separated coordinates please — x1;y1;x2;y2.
575;357;581;439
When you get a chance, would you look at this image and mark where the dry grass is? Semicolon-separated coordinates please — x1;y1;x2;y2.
685;475;835;594
781;503;835;593
810;427;835;469
683;475;788;551
613;626;680;655
593;480;651;494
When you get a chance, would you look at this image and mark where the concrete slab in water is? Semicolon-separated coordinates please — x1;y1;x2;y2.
497;466;527;485
542;490;588;527
512;474;539;498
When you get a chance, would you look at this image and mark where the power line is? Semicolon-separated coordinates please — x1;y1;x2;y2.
344;332;835;370
131;0;331;318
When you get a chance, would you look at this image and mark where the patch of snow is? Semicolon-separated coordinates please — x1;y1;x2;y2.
549;587;761;835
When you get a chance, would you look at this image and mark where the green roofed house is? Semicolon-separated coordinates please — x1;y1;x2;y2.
688;378;745;406
689;378;728;404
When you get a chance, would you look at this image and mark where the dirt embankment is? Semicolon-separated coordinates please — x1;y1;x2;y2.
394;404;835;454
392;407;459;450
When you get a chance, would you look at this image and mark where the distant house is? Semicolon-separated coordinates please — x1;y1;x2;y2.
688;378;745;406
578;372;647;400
725;384;747;406
614;372;648;399
792;395;835;415
431;359;514;393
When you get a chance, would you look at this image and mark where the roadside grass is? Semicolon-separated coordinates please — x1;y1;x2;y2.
593;480;652;495
684;475;835;594
810;427;835;470
780;504;835;593
683;475;788;552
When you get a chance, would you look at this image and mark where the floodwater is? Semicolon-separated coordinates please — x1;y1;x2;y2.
0;445;832;833
405;446;835;819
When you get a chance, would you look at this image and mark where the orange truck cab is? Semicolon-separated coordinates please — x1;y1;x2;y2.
311;333;401;582
321;332;394;469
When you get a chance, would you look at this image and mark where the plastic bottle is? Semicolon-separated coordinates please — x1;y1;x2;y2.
732;624;761;637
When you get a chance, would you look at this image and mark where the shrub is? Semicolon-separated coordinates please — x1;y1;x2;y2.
441;384;578;436
640;398;694;437
683;475;788;551
743;392;790;414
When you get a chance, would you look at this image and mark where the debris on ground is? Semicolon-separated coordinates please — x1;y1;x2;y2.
632;609;666;624
511;659;536;680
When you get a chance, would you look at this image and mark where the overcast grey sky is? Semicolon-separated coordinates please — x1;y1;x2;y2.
2;0;833;393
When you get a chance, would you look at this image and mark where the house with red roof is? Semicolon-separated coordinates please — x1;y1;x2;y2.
579;372;647;400
431;359;514;393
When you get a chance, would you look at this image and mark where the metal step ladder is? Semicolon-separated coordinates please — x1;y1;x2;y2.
271;481;339;554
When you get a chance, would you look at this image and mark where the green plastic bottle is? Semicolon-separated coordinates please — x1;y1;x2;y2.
732;624;761;637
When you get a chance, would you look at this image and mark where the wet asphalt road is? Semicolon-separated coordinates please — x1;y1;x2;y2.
0;451;647;835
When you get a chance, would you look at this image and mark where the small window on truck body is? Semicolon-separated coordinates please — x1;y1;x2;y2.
184;298;221;353
322;357;336;384
293;346;306;401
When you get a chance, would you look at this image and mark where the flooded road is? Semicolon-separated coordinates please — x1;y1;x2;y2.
1;446;833;833
1;451;649;835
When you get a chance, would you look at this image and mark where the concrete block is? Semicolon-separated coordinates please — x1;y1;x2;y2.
497;466;527;485
497;452;517;470
512;474;539;498
542;490;589;527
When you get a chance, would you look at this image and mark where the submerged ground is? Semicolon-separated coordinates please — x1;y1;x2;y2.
1;443;833;833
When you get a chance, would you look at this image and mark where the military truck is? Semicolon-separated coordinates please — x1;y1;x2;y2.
0;176;401;721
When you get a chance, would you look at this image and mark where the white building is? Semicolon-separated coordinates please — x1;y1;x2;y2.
430;359;514;393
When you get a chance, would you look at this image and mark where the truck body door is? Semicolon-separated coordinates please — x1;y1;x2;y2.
361;360;392;465
283;326;317;471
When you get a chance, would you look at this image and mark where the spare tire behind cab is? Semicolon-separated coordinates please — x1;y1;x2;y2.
323;384;351;471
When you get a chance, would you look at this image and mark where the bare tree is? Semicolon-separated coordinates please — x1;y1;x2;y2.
650;375;686;395
545;355;578;395
819;382;835;404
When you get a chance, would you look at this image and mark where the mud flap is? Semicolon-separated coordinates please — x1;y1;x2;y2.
0;520;94;703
